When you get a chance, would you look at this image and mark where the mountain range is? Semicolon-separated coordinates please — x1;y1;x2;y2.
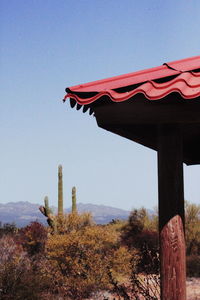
0;201;130;227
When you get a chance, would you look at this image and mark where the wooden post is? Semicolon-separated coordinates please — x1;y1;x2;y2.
157;125;186;300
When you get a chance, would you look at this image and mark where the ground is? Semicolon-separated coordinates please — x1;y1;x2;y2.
187;278;200;300
87;277;200;299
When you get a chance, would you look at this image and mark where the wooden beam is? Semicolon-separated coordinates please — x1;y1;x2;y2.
157;125;186;300
95;96;200;125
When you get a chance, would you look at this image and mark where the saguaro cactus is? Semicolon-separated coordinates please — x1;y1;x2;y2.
39;196;56;232
58;164;63;216
72;186;77;213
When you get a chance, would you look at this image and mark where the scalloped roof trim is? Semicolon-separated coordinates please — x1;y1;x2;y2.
64;71;200;105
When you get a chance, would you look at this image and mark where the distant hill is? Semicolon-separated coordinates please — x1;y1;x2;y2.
0;201;130;227
73;203;130;224
0;201;44;227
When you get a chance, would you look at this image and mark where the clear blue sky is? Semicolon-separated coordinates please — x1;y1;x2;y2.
1;0;200;211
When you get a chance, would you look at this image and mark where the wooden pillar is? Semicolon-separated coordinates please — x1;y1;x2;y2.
157;125;186;300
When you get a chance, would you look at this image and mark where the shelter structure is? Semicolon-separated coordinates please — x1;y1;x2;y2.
64;56;200;300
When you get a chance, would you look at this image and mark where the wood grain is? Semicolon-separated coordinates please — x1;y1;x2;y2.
158;125;186;300
160;215;186;300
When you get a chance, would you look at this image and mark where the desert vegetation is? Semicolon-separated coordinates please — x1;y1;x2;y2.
0;201;199;299
0;166;199;299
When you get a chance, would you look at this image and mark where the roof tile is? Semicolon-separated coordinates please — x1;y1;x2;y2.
64;56;200;105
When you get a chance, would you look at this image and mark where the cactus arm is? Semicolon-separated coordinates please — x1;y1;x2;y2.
72;186;77;213
39;196;57;233
39;205;47;216
45;195;53;215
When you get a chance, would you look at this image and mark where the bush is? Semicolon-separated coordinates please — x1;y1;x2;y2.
46;225;131;299
185;201;200;255
121;209;159;274
0;223;18;237
186;255;200;277
0;235;34;299
55;212;94;234
0;234;54;300
135;230;159;274
18;221;47;256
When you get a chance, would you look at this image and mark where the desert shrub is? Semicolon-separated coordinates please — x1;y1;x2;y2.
185;201;200;256
0;222;18;237
0;235;53;300
186;255;200;277
130;272;160;300
124;209;146;236
121;208;158;245
0;235;35;299
108;253;160;300
121;209;159;274
18;221;47;256
55;212;94;234
135;230;159;274
46;224;131;299
108;218;127;233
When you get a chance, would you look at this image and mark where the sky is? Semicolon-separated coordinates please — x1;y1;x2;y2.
1;0;200;211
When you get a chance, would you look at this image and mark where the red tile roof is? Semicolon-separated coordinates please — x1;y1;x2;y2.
64;56;200;105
